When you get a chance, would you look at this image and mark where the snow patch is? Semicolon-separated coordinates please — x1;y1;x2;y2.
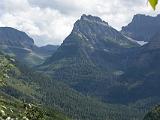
136;41;148;46
104;49;109;52
124;36;148;46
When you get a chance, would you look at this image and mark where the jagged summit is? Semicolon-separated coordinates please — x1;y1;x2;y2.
41;14;139;73
73;14;109;32
70;14;138;51
80;14;109;25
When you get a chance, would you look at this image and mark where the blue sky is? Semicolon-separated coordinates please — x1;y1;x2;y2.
0;0;159;46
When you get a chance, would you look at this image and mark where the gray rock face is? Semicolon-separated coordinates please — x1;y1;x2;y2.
72;14;138;52
45;14;138;66
121;14;160;42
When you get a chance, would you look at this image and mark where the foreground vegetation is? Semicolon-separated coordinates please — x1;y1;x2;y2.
143;105;160;120
0;51;146;120
0;53;70;120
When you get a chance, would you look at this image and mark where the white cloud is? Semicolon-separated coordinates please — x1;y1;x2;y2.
0;0;160;46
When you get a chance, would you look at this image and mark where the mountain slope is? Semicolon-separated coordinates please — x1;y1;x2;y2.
121;14;160;42
113;33;160;104
0;51;145;120
0;27;58;66
0;52;70;120
38;14;139;104
38;14;160;108
2;14;160;120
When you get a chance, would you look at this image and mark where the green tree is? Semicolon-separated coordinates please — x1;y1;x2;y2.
143;105;160;120
0;56;14;86
24;103;45;120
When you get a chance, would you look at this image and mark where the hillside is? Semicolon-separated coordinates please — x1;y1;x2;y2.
0;92;70;120
0;51;145;120
0;52;70;120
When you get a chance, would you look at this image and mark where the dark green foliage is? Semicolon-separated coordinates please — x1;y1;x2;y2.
0;54;15;86
0;92;70;120
0;54;70;120
18;65;144;120
24;103;44;120
143;105;160;120
0;52;145;120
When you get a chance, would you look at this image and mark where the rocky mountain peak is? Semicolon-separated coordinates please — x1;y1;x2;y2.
80;14;108;25
73;14;109;32
69;14;138;50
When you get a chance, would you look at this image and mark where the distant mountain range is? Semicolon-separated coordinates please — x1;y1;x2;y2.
0;27;59;66
1;14;160;120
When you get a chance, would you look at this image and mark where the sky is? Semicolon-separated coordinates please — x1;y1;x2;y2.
0;0;160;46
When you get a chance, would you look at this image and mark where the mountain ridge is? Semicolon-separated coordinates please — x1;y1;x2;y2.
0;27;59;66
121;14;160;42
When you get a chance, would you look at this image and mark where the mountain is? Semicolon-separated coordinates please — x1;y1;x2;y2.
0;23;145;120
143;105;160;120
73;14;138;50
38;14;160;109
38;14;139;103
0;27;58;66
0;27;34;48
2;14;160;120
121;14;160;42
